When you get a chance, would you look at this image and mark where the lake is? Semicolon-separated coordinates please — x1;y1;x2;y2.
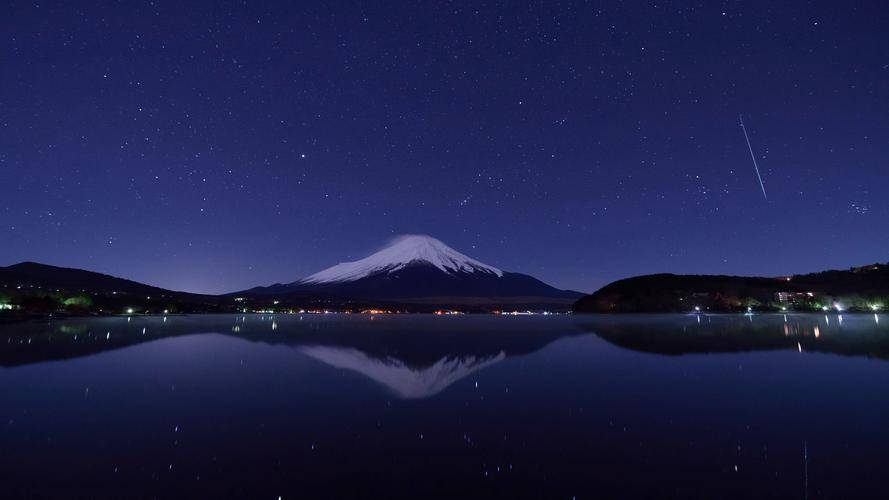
2;313;889;498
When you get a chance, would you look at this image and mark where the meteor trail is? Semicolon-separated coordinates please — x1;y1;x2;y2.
739;114;768;200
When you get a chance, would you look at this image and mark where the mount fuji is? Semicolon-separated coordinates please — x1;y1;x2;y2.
239;235;583;309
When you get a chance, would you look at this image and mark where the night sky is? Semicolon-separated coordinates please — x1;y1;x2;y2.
2;1;887;294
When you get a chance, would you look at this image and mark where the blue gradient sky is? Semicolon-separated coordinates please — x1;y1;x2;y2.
2;1;887;293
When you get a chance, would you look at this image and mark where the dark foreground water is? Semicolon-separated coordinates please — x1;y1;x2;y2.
2;313;889;499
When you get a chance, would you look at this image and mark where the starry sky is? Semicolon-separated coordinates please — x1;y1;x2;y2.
2;1;887;294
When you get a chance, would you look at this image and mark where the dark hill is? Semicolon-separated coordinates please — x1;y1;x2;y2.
573;263;889;313
0;262;226;316
2;262;173;296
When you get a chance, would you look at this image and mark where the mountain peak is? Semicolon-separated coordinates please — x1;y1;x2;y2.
298;235;503;285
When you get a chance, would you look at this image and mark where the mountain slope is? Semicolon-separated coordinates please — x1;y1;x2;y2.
0;261;227;316
239;235;583;307
0;262;173;296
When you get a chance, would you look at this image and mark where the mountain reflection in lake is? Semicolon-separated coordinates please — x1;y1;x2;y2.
2;313;889;498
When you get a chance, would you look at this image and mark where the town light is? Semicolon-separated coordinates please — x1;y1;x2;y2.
126;308;134;314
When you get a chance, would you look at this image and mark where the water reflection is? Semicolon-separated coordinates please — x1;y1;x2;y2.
5;313;889;361
299;345;506;398
580;313;889;359
0;315;580;397
4;313;889;498
4;314;889;396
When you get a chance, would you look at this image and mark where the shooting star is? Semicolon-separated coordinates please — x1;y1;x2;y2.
739;114;768;200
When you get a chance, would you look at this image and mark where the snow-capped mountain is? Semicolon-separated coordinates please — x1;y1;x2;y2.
298;235;503;285
239;235;583;307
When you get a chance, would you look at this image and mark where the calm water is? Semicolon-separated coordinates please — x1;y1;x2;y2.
2;313;889;499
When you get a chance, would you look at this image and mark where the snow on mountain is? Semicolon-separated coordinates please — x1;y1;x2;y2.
297;235;503;285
